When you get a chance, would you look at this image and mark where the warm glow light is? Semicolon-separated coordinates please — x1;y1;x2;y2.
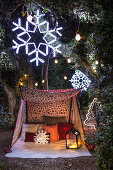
75;33;81;41
67;58;71;63
95;60;99;65
24;74;27;78
69;144;77;149
42;80;45;83
64;76;67;80
35;82;38;86
54;59;58;64
27;14;33;22
20;82;23;86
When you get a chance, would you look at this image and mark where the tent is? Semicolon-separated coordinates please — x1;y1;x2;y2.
5;86;91;158
11;86;83;146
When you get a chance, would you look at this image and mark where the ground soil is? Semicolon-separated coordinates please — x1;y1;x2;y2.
0;129;97;170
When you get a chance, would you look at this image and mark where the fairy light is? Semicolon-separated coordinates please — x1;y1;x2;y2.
64;76;67;80
84;98;97;130
75;33;81;41
67;58;71;63
35;82;38;86
24;74;27;78
20;82;23;86
54;59;58;64
27;14;33;22
95;60;99;65
42;80;45;83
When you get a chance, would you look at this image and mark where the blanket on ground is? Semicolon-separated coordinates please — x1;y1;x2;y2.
6;138;91;158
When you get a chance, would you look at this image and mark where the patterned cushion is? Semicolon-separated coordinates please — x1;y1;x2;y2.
42;124;59;141
21;123;39;140
34;130;50;144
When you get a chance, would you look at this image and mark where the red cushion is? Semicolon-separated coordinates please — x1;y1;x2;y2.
24;132;36;142
58;123;74;140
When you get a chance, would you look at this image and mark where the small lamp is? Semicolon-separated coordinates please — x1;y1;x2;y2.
66;127;82;149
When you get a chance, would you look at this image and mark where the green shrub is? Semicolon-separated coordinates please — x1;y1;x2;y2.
95;115;113;170
0;108;15;129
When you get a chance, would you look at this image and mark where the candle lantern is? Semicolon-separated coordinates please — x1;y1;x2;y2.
66;127;81;149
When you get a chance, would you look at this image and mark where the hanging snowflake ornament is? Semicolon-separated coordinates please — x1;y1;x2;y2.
12;9;63;66
69;70;91;91
34;130;50;144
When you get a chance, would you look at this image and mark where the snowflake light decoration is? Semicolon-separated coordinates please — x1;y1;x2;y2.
69;70;91;91
12;9;63;66
34;130;49;144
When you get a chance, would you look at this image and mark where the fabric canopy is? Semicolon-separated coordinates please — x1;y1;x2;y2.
11;86;84;146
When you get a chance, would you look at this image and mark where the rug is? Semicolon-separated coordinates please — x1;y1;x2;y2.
6;138;91;158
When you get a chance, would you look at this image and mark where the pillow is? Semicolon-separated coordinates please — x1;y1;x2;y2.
43;115;66;125
42;124;59;141
21;123;39;140
58;123;74;140
24;132;36;142
34;130;50;144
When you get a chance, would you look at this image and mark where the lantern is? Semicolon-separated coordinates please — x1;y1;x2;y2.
65;127;81;149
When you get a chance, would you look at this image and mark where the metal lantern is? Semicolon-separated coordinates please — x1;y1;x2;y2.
66;127;82;149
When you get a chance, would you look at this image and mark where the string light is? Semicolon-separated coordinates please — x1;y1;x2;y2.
75;33;81;41
84;98;98;130
12;9;63;66
67;58;71;63
54;59;58;64
24;74;27;78
42;80;45;83
95;60;99;65
64;76;67;80
35;82;38;86
27;14;33;22
20;82;23;86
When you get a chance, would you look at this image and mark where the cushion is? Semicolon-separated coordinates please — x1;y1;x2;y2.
43;115;66;125
34;130;50;144
24;132;36;142
58;123;74;140
42;124;59;141
21;123;39;140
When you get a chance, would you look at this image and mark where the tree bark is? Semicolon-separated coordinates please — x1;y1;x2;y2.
3;82;16;118
44;49;52;90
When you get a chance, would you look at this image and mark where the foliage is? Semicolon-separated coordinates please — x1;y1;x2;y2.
0;107;15;129
95;115;113;170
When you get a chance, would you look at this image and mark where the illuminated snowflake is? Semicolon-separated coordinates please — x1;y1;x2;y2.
70;70;91;91
12;9;63;66
34;130;49;144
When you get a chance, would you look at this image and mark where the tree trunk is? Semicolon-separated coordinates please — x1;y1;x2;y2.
44;49;52;90
3;82;16;118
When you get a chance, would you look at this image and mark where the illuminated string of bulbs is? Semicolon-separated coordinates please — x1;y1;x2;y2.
84;98;98;130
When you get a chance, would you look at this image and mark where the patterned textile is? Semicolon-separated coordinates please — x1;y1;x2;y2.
11;87;82;146
20;86;81;123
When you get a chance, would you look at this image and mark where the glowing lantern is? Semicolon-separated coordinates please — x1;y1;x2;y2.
66;127;82;149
